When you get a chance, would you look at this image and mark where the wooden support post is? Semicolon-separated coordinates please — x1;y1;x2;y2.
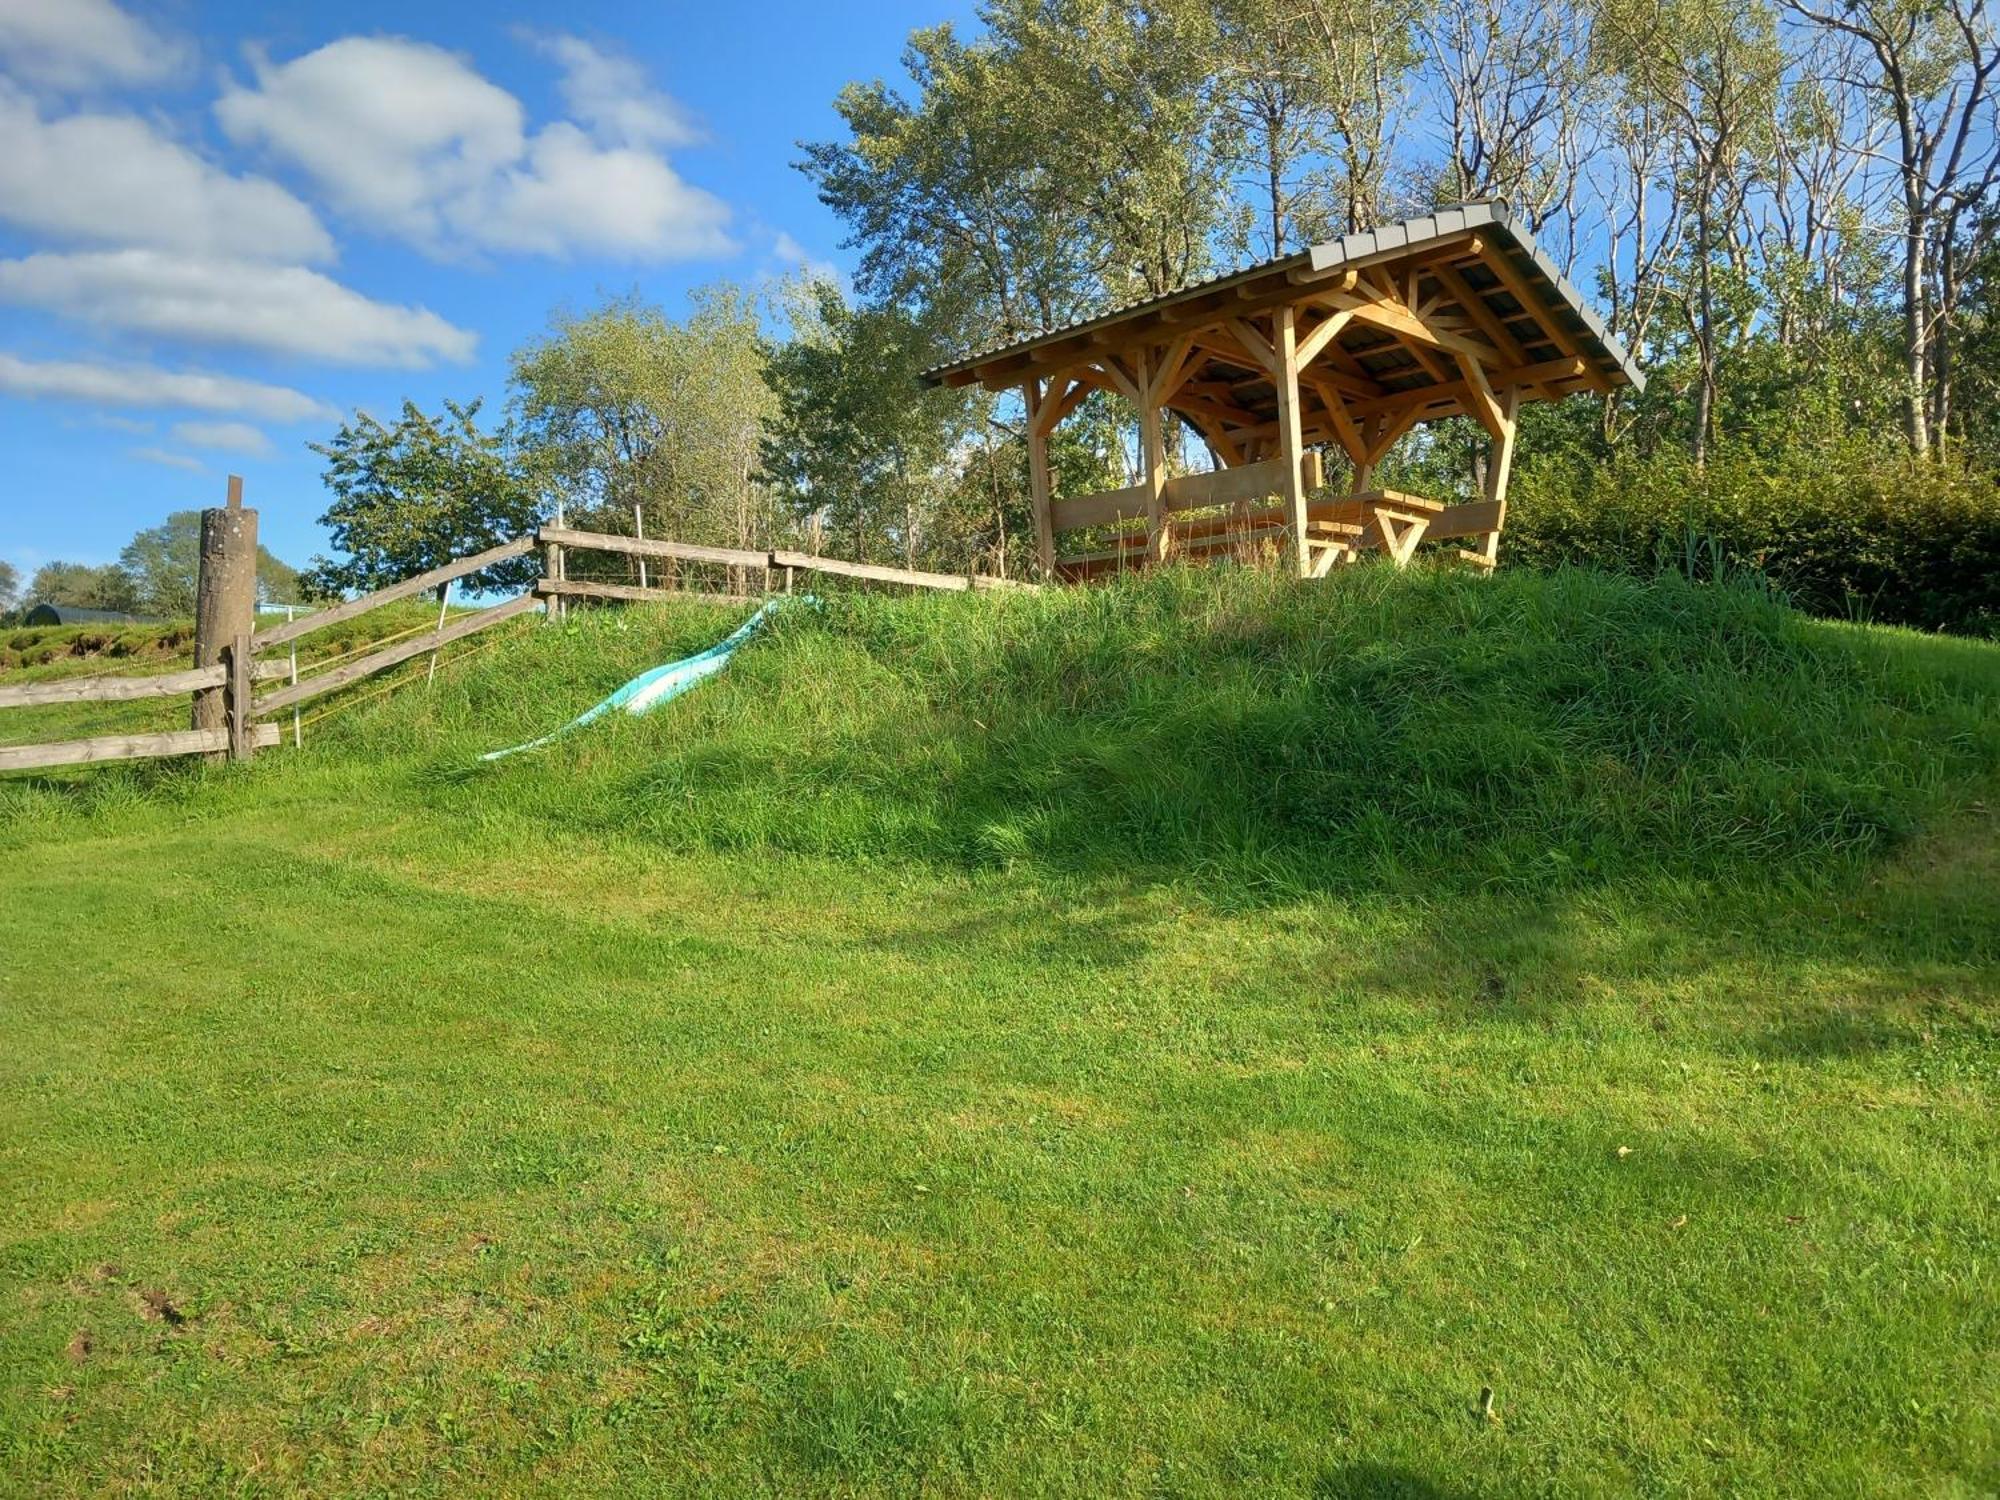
634;505;648;590
1138;354;1169;565
1023;379;1056;579
224;633;254;761
542;539;565;621
1473;386;1520;569
1272;307;1310;578
545;499;568;621
426;579;452;686
192;474;258;764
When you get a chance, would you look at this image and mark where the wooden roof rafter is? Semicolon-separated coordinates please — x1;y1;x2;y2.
923;204;1642;440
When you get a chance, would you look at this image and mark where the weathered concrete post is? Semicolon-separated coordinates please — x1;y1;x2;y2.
192;475;258;762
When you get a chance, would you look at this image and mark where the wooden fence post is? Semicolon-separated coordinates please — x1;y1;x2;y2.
543;501;566;623
542;539;565;621
225;633;254;761
193;475;259;763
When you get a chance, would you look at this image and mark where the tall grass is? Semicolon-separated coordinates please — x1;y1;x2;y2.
262;564;2000;900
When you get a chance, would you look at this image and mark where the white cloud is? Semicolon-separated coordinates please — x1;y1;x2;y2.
0;0;189;90
0;83;332;261
0;249;477;367
216;38;519;250
172;420;270;455
531;33;702;149
131;445;204;472
471;123;734;260
771;230;842;286
0;352;335;422
216;36;733;262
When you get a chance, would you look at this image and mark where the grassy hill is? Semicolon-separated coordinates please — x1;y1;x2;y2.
2;566;1995;1496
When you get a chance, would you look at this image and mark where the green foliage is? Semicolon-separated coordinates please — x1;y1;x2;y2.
0;559;16;612
991;0;1229;301
25;560;139;613
761;279;991;567
1956;211;2000;472
305;398;543;598
510;285;776;551
800;23;1104;342
117;509;303;616
1506;441;2000;636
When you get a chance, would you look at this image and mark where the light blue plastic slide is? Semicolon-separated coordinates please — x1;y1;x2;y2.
483;599;786;762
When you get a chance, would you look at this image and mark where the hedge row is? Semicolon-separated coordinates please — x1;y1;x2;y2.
1503;445;2000;637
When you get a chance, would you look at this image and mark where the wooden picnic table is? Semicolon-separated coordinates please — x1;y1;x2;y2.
1328;489;1447;567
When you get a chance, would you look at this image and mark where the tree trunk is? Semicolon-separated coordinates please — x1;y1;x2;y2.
1931;229;1960;450
1693;197;1717;467
1903;209;1932;455
1267;121;1284;255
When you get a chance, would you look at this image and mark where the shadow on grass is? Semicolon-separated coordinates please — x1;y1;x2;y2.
1330;804;1999;1060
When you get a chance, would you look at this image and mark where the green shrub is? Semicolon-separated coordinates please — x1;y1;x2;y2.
1505;441;2000;637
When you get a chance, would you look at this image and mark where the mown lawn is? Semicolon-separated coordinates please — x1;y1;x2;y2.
1;571;1996;1495
0;781;1993;1495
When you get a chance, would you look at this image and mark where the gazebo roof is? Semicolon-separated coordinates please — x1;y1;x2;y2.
920;202;1642;438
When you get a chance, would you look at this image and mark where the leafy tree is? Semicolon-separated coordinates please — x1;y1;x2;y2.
801;21;1108;347
511;285;777;559
1952;208;2000;468
0;559;17;612
762;278;979;566
1207;0;1340;257
117;510;304;616
304;399;543;598
994;0;1230;300
27;561;140;612
1601;0;1786;463
763;277;1129;577
1292;0;1428;234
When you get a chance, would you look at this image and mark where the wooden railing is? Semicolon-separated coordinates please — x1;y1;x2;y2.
537;528;1035;609
1049;452;1325;532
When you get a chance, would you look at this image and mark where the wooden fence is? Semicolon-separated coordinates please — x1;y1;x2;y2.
532;527;1034;612
0;497;1032;776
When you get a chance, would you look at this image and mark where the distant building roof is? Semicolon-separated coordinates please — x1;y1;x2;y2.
21;603;154;626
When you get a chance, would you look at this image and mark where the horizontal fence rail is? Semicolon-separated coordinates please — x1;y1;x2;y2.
542;526;1035;595
0;723;280;774
253;535;537;650
0;659;287;709
768;548;1034;593
255;594;542;716
769;549;972;592
536;578;763;606
537;527;771;573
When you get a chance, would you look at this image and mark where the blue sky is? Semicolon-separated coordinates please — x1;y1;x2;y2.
0;0;976;581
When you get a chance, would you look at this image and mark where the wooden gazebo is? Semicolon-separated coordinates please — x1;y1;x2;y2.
922;202;1643;580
